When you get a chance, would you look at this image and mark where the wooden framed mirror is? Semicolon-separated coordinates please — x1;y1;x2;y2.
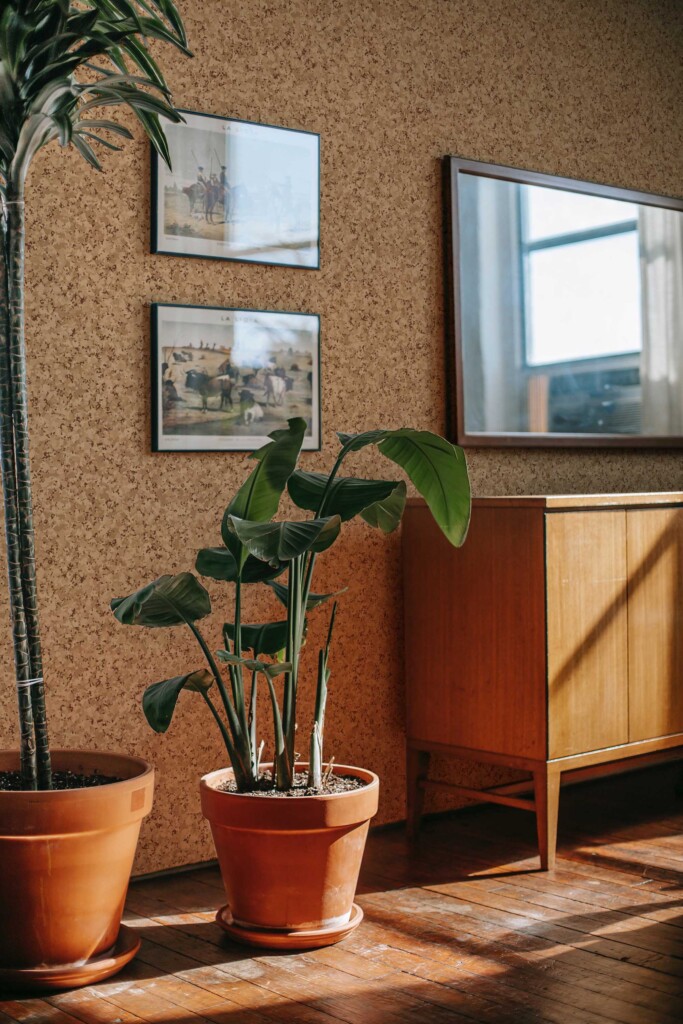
444;157;683;447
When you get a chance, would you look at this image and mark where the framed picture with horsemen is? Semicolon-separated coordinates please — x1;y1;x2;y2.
151;110;320;268
151;303;322;452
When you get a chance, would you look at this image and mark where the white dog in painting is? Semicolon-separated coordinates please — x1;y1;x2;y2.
244;401;264;426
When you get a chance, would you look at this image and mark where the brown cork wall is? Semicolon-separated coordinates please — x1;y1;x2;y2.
0;0;681;872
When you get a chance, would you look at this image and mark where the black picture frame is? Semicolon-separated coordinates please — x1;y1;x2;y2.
151;302;322;453
151;110;321;269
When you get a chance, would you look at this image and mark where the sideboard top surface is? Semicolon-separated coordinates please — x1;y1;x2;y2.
406;493;683;511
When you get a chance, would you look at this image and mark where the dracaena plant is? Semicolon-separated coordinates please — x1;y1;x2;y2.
112;418;471;793
0;0;190;789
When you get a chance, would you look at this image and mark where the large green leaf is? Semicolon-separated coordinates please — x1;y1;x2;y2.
337;428;470;546
223;621;289;657
288;471;401;521
195;546;285;583
360;481;407;533
227;515;341;567
221;418;307;563
268;579;346;611
142;669;213;733
111;572;211;627
288;469;408;533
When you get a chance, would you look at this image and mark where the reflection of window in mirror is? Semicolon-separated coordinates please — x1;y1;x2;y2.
452;162;683;444
521;187;641;367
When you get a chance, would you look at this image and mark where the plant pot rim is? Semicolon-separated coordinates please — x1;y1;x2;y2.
0;748;153;798
200;762;380;831
201;761;379;801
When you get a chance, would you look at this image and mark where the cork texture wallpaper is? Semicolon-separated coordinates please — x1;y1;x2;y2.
0;0;681;873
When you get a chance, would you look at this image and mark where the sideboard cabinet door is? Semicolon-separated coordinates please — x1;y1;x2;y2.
627;508;683;742
546;510;629;758
403;505;547;760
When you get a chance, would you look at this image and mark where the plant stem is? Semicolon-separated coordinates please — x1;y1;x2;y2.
301;442;350;608
0;196;36;787
200;690;244;780
282;554;304;786
308;602;336;788
230;577;249;738
248;669;258;777
5;186;51;788
264;671;289;788
186;619;252;785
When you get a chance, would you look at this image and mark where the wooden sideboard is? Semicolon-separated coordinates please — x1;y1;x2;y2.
402;493;683;868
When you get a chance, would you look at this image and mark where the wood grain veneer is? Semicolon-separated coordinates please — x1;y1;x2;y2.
403;503;547;760
404;494;683;869
546;510;629;758
627;508;683;742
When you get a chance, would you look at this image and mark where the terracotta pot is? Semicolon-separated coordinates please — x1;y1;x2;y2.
0;749;154;973
200;762;379;948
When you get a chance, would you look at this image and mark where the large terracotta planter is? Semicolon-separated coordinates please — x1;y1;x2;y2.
200;762;379;949
0;748;153;990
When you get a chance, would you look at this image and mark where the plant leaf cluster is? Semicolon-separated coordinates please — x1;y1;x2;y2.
112;417;471;793
0;0;190;193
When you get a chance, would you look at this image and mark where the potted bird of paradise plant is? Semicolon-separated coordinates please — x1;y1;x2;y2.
0;0;190;991
113;417;471;949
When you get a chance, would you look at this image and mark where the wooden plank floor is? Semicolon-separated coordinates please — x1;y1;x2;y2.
3;763;683;1023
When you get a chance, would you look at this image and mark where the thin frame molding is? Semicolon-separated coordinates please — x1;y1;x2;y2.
443;155;683;449
150;301;323;453
151;109;321;270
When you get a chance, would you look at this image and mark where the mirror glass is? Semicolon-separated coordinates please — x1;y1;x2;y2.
452;163;683;444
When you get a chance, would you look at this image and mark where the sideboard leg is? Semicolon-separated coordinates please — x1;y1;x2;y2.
534;767;561;870
406;747;431;841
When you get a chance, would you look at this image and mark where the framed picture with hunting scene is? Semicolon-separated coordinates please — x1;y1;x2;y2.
151;303;321;452
151;110;320;268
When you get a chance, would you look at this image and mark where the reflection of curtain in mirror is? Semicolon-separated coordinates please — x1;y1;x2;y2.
639;207;683;434
460;178;524;432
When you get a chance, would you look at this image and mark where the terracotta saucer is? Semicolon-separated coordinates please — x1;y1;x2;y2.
0;924;140;992
216;903;364;950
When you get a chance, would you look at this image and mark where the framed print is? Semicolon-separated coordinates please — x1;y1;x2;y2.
151;303;321;452
151;110;320;268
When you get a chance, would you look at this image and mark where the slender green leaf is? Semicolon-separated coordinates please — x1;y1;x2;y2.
131;106;170;165
111;572;211;627
10;112;58;185
76;128;122;151
142;669;213;733
71;131;103;169
76;118;133;139
120;33;165;89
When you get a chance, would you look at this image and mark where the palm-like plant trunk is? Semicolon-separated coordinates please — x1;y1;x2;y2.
1;187;51;790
